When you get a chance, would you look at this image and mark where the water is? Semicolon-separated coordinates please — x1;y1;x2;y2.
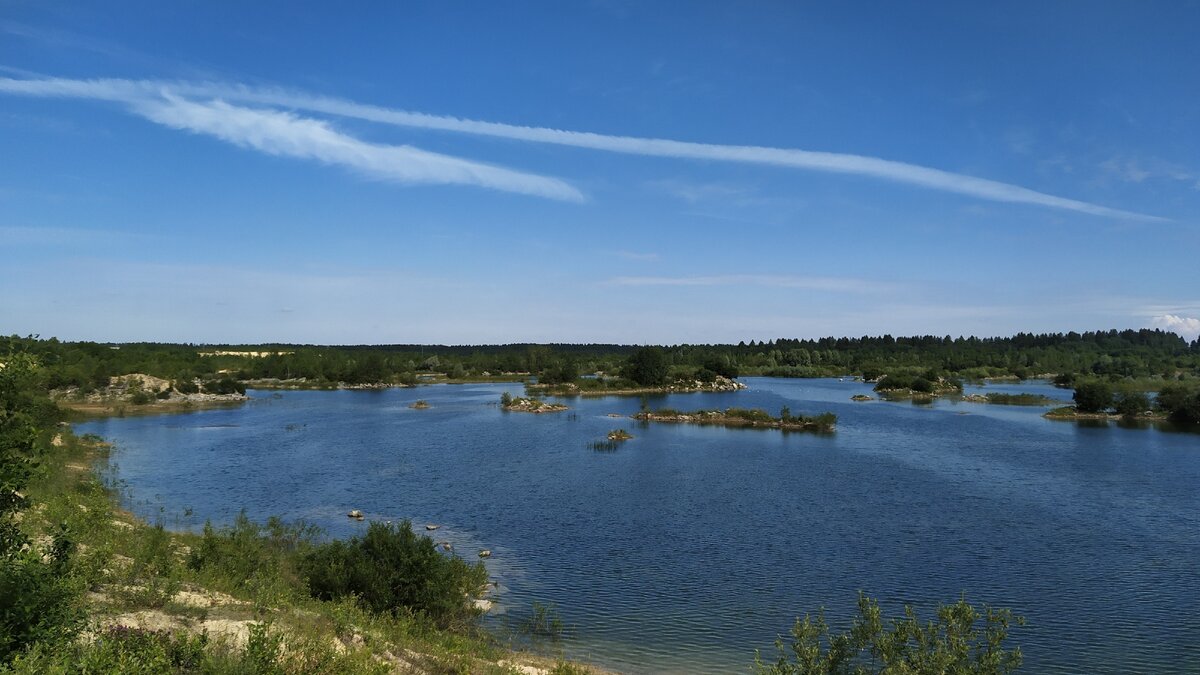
77;378;1200;674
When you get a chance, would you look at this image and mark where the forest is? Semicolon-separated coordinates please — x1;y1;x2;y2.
4;329;1197;392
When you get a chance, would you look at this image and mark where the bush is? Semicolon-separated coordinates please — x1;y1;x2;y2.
1156;384;1200;424
300;520;488;627
755;593;1023;674
1072;381;1113;413
202;377;245;395
909;377;934;394
0;549;83;663
1113;390;1151;418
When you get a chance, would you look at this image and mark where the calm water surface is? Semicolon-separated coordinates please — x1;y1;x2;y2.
78;378;1200;674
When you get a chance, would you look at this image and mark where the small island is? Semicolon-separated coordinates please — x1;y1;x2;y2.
409;399;431;409
851;394;874;401
962;392;1059;406
499;392;568;414
633;406;836;433
873;373;963;401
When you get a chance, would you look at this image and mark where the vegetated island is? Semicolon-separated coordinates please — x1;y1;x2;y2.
871;372;963;401
499;392;568;414
1042;380;1200;426
633;406;837;433
52;373;247;417
961;392;1060;406
527;346;747;397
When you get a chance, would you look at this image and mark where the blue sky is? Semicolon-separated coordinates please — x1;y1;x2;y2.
2;1;1199;344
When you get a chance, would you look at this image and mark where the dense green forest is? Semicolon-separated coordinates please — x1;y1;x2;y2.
4;329;1198;392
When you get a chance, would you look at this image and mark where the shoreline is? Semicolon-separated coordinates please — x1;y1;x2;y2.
55;408;604;673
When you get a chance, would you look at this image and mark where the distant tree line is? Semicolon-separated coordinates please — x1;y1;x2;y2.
4;328;1197;394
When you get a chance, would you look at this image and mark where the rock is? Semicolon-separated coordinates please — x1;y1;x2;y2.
425;524;439;531
347;509;364;519
478;549;491;558
440;541;452;551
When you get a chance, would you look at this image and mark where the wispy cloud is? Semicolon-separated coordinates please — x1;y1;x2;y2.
0;74;1166;220
0;76;583;201
605;274;896;294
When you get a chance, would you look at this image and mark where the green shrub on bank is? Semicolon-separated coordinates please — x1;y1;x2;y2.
300;520;488;628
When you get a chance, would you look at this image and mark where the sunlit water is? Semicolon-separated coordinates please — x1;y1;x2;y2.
78;378;1200;673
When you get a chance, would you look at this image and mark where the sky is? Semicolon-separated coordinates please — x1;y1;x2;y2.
2;2;1199;345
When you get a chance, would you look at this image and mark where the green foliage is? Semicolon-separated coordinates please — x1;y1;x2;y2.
300;520;488;628
203;377;246;395
982;393;1055;406
1156;383;1200;424
518;601;567;641
624;347;669;386
1072;381;1114;413
0;549;84;664
187;513;318;606
499;391;513;406
756;593;1023;675
909;377;934;394
1113;390;1151;418
61;626;207;674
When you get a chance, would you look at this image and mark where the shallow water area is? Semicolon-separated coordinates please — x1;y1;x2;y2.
78;378;1200;674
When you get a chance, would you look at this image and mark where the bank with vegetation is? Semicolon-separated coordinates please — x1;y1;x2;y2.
1043;380;1200;426
0;351;601;674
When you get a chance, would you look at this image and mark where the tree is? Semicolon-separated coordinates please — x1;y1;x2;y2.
756;593;1023;675
625;347;669;386
1072;381;1113;413
1113;390;1150;418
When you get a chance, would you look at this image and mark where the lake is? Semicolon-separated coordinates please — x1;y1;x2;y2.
77;378;1200;674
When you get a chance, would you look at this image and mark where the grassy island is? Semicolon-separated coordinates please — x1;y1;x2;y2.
873;372;963;401
633;406;837;433
962;392;1059;406
499;392;568;414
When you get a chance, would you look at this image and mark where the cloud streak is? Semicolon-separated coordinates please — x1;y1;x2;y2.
0;74;1164;219
606;274;895;294
169;79;1162;221
0;76;583;201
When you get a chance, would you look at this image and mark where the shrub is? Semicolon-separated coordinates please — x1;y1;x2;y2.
755;593;1023;674
1113;390;1151;418
909;377;934;394
0;549;83;663
1072;381;1113;413
300;520;488;627
1156;384;1200;424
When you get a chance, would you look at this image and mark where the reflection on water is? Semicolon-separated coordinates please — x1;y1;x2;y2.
78;378;1200;674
